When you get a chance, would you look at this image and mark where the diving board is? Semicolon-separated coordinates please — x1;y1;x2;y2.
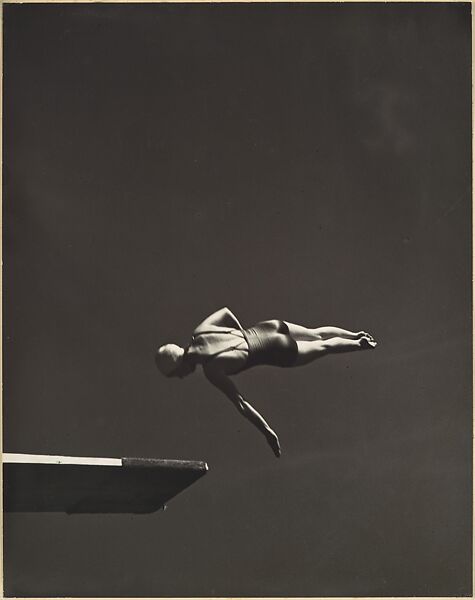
3;453;208;514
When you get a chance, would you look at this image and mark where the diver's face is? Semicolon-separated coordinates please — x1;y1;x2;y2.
175;361;196;379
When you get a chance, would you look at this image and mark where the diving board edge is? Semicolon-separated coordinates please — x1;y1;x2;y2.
3;453;209;471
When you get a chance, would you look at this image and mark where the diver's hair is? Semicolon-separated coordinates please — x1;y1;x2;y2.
155;344;184;377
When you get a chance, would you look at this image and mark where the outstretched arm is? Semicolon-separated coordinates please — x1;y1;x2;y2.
194;307;243;334
204;364;281;457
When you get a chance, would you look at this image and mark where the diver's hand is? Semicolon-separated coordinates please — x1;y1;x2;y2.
266;430;281;458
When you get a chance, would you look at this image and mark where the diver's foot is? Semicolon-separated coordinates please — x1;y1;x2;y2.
359;334;377;349
357;330;375;340
267;431;281;458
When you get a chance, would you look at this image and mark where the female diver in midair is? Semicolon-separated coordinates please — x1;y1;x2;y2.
155;307;377;458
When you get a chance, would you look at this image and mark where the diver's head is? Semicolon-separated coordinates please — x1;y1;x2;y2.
155;344;195;378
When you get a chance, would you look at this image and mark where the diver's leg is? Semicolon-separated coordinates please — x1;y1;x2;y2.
313;326;369;340
293;335;377;367
283;322;321;340
284;322;369;341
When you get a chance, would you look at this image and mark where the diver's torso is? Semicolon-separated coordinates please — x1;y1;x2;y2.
190;327;248;365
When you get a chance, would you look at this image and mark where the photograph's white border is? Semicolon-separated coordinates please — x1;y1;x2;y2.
0;1;472;599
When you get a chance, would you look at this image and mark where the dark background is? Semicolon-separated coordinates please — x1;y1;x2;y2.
3;2;472;597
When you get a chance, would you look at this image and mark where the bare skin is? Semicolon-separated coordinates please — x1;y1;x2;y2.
159;308;377;458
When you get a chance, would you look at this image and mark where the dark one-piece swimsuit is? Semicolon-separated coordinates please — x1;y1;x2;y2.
239;320;298;372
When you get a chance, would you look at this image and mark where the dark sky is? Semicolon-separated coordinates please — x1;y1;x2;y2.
3;2;472;597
